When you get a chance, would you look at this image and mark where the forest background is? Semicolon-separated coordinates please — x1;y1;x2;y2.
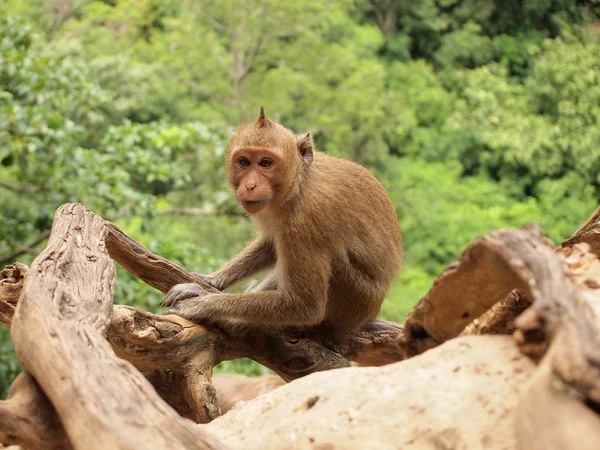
1;0;599;397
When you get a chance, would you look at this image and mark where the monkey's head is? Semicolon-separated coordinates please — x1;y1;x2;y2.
227;108;314;214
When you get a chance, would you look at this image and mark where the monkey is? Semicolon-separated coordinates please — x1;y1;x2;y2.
212;374;285;414
162;108;403;337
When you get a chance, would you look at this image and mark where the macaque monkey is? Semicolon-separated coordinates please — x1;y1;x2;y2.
162;108;403;336
212;374;285;414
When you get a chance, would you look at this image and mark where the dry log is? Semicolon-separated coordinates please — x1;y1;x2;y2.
2;202;600;449
0;264;68;450
404;226;560;343
0;263;27;328
205;335;537;450
514;241;600;448
10;204;223;450
0;372;71;450
461;291;531;336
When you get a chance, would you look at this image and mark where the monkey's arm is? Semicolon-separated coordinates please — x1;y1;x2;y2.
197;239;276;291
166;252;330;327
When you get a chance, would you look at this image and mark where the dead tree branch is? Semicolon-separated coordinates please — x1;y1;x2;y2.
0;230;51;265
1;202;600;448
9;204;223;450
561;204;600;256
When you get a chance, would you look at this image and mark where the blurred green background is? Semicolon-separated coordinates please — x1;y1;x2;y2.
1;0;599;396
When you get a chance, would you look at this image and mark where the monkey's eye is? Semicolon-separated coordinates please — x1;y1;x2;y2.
259;159;272;168
238;157;251;168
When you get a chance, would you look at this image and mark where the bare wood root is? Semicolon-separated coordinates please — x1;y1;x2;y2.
9;204;224;450
0;263;408;426
107;305;223;423
516;331;600;450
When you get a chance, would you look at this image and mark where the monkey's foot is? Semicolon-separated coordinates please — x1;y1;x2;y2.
161;283;209;308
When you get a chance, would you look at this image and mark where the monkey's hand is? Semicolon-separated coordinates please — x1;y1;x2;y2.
165;296;247;333
161;283;209;308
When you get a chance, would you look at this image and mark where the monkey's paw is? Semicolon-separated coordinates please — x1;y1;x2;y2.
161;283;208;308
166;298;247;333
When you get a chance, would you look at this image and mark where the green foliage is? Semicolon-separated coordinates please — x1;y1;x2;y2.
1;1;599;391
434;21;496;69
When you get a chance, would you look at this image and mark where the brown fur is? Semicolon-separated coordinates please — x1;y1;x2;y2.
162;109;403;336
212;374;285;414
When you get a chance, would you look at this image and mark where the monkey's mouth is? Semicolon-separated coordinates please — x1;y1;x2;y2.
241;199;269;213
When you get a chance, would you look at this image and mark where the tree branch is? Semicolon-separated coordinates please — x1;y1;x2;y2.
0;230;51;265
2;202;600;448
0;182;39;194
156;208;238;217
10;204;223;449
0;372;71;450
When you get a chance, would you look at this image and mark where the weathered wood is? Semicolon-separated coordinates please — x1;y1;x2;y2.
1;262;410;424
3;202;600;449
0;263;27;328
514;242;600;402
516;343;600;450
107;305;223;423
0;264;68;450
10;204;224;450
561;204;600;256
105;223;219;295
405;227;554;343
461;291;531;336
0;372;71;450
212;374;285;414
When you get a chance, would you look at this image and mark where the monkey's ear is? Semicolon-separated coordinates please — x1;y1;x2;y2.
296;132;314;166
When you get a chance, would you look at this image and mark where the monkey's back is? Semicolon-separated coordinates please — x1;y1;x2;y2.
307;152;402;264
292;152;403;332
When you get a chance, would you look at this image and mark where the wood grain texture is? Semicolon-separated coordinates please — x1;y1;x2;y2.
9;204;223;450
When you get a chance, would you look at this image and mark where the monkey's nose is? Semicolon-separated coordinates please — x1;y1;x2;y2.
246;183;256;191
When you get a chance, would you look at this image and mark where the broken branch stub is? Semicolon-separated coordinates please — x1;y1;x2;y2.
0;263;27;328
405;227;552;343
10;204;224;450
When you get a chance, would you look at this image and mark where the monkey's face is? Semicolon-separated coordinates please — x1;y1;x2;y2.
230;147;287;214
